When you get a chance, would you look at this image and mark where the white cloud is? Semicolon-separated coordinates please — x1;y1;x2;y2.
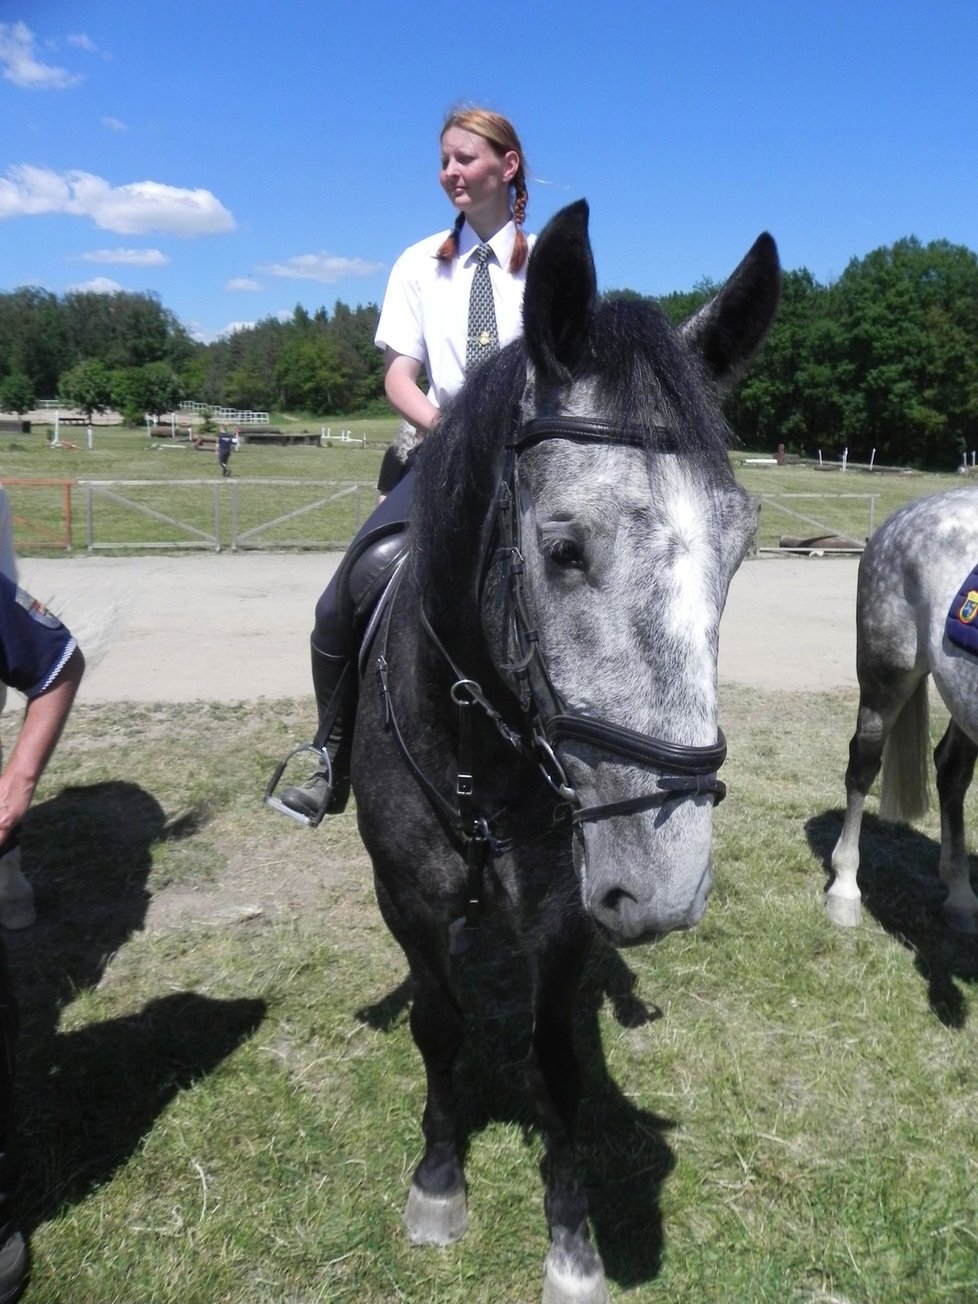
80;247;169;267
0;21;83;89
67;276;123;294
101;115;127;132
67;33;99;53
227;276;261;291
257;252;382;283
0;165;236;236
189;319;256;344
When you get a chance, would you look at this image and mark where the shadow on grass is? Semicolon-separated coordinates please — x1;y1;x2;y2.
357;923;674;1290
4;781;266;1229
807;808;978;1027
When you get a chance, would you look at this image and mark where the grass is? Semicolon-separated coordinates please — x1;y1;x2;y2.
0;419;398;553
8;683;978;1302
733;458;968;551
1;419;974;555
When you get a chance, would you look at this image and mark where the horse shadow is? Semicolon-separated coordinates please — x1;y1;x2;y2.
806;808;978;1028
4;780;266;1230
356;925;674;1289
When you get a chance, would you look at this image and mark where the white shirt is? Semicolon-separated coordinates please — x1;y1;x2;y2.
374;218;534;409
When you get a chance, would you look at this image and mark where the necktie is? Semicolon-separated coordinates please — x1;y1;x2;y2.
466;243;499;371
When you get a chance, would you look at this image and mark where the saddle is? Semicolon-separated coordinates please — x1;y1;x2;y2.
946;564;978;656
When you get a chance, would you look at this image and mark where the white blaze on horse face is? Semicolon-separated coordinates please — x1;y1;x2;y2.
524;445;732;743
516;436;750;943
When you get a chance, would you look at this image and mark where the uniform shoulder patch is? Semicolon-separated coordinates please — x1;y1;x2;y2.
14;586;61;629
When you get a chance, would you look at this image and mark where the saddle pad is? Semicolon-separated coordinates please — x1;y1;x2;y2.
946;564;978;655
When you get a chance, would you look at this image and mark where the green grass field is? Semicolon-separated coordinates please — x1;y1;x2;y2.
10;685;978;1303
1;415;973;555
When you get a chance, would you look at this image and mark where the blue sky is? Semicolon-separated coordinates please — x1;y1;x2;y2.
3;0;977;343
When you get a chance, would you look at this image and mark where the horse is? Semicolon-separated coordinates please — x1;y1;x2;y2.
351;200;780;1302
829;485;978;933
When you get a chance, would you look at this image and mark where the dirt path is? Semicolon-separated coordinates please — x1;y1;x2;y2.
11;552;859;706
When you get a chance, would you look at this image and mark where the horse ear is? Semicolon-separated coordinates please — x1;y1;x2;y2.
679;233;781;390
522;199;597;383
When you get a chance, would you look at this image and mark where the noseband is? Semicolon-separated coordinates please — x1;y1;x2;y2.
421;414;727;829
492;415;727;822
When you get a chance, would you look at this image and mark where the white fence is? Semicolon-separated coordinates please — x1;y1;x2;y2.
178;401;269;424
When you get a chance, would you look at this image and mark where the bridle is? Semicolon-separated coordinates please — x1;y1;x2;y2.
488;415;725;821
376;413;728;933
422;414;727;826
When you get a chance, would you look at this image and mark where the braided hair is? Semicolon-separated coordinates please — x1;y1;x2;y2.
435;107;529;273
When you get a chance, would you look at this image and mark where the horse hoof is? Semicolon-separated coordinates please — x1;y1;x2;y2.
403;1183;468;1245
825;893;861;928
943;904;978;936
542;1245;610;1304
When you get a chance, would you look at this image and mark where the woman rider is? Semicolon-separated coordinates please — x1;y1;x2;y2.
273;106;534;823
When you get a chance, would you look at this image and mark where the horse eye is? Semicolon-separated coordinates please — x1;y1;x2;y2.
543;536;584;570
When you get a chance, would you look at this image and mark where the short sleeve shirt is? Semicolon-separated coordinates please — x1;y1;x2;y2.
0;573;77;699
374;219;534;408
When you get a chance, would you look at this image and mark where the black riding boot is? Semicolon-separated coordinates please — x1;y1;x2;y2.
278;646;355;819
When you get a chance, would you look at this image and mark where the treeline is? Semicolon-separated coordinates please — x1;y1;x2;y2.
181;303;385;416
657;235;978;469
2;234;978;468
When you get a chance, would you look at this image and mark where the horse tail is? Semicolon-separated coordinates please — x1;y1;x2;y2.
878;677;931;823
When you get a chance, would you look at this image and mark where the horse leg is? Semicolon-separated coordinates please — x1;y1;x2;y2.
829;700;888;927
934;720;978;934
526;933;609;1304
399;949;469;1246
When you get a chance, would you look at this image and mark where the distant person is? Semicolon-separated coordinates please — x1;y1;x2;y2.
0;572;84;1301
0;487;34;931
217;427;234;478
271;105;533;824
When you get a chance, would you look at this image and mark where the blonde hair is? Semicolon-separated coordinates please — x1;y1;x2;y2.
436;107;529;273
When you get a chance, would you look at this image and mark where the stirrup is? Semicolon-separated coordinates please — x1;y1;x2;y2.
264;741;334;827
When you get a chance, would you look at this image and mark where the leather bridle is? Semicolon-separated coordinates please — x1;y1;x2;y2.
374;413;728;933
428;414;728;827
491;415;726;822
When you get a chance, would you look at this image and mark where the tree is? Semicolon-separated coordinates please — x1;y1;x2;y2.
0;372;35;415
58;358;113;419
110;362;184;425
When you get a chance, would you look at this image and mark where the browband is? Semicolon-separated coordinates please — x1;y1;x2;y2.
508;416;676;454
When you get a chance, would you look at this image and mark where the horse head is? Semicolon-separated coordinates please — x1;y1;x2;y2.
504;200;780;946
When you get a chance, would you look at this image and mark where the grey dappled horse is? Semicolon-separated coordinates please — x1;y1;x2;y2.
830;486;978;933
352;201;779;1302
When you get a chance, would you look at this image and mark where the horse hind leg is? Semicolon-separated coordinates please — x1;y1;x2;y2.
828;676;929;927
934;720;978;934
829;701;889;927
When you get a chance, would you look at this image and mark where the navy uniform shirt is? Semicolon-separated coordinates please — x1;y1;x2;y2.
0;572;77;699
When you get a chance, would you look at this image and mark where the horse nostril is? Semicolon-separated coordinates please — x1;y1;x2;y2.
600;886;634;915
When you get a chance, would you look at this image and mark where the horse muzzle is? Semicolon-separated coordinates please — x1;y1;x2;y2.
578;836;714;946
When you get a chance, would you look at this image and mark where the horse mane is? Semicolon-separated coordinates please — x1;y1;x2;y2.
411;297;736;614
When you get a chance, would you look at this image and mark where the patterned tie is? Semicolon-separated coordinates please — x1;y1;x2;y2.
466;243;499;371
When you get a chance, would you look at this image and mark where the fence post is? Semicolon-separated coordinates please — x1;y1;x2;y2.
213;483;222;552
